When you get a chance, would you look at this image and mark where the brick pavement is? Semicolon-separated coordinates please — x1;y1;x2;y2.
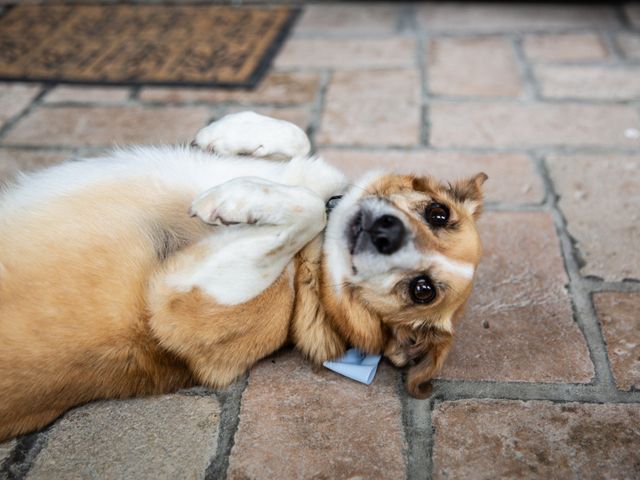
1;3;639;479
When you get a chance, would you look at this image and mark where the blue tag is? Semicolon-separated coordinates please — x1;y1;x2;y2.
323;348;382;385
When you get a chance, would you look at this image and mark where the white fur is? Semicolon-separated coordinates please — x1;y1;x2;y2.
1;112;346;307
171;177;328;304
425;252;475;280
193;111;311;160
324;170;385;292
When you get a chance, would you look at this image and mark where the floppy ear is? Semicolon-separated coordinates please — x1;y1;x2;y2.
448;172;488;219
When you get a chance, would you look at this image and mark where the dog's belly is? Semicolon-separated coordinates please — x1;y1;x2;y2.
0;178;203;435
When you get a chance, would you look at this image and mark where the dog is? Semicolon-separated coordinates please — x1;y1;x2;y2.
0;112;486;441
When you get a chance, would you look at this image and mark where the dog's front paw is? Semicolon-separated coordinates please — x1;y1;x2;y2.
190;177;305;227
192;111;311;160
384;339;411;367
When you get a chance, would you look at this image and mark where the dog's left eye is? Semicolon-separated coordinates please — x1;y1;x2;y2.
409;275;437;304
424;203;449;228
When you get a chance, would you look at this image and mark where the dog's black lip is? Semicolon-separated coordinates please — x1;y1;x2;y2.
347;210;364;254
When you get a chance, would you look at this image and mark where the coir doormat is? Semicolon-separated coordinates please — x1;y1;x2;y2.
0;4;298;87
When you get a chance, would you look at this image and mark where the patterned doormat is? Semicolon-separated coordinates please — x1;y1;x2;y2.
0;4;298;87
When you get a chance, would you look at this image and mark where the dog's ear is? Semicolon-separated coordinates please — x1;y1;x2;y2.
448;172;488;219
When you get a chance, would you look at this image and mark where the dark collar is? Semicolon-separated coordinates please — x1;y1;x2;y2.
325;195;343;215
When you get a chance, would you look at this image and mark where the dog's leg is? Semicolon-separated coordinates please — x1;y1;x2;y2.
192;111;311;160
148;177;326;388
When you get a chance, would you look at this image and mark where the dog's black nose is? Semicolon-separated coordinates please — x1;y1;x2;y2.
369;215;405;254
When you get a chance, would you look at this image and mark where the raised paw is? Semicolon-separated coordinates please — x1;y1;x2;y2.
190;178;272;226
192;111;311;160
189;177;325;229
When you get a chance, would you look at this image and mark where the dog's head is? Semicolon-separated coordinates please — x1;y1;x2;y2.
322;171;487;397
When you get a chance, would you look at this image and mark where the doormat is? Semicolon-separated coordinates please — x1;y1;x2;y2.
0;4;298;88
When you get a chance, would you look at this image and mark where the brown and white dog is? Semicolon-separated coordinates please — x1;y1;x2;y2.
0;112;486;441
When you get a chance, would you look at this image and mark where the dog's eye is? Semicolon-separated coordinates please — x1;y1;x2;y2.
409;275;437;304
424;203;449;228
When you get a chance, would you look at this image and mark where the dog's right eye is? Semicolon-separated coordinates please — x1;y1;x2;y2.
424;203;449;228
409;275;437;304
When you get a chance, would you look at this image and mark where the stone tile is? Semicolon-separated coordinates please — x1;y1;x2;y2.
417;4;619;32
294;3;399;34
594;292;640;391
429;37;521;97
139;72;321;105
0;83;42;129
547;155;640;281
227;350;405;480
43;86;131;104
430;103;639;148
617;33;640;60
440;212;593;383
318;69;420;146
536;65;640;100
625;3;640;27
0;439;15;465
432;400;640;479
524;33;608;62
27;395;220;480
3;106;211;147
0;149;70;185
275;37;415;70
320;149;543;205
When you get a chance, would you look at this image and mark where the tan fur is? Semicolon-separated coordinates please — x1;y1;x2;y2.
0;168;485;441
0;182;201;440
289;237;346;363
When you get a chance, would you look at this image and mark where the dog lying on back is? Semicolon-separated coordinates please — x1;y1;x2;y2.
0;112;486;441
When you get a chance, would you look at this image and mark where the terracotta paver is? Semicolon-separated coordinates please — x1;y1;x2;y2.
547;155;640;281
593;292;640;391
416;3;619;31
43;86;131;104
3;106;211;147
429;37;521;97
0;149;70;184
26;395;220;480
432;400;640;479
318;69;420;146
139;72;321;105
430;103;640;148
440;212;593;383
0;83;42;129
294;3;399;34
523;33;608;62
227;350;405;480
1;2;639;478
536;65;640;100
320;149;544;205
275;37;415;70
